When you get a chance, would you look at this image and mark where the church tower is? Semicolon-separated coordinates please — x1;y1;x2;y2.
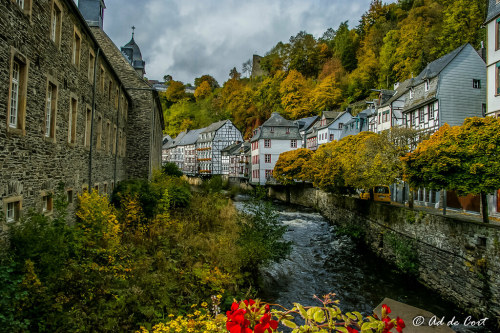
121;27;146;78
78;0;106;29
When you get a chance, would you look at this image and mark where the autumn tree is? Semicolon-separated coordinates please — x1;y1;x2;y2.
165;80;187;103
279;70;312;119
194;81;212;101
194;74;219;89
309;74;343;112
273;149;313;185
402;117;500;222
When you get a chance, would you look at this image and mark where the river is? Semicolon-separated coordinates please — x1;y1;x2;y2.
233;195;492;333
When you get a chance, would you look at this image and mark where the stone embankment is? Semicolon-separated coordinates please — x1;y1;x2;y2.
268;184;500;328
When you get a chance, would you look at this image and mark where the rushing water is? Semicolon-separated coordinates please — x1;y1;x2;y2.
233;195;493;333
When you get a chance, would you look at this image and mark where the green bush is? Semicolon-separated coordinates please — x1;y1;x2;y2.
161;162;183;177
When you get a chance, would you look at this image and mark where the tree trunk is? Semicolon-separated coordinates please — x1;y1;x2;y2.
408;189;414;209
480;192;489;223
441;189;447;216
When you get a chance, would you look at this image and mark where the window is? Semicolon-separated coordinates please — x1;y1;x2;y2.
330;134;334;141
68;96;77;144
409;88;414;99
45;81;57;139
411;111;416;126
338;123;343;129
482;103;486;117
473;79;481;89
265;170;273;178
497;63;500;95
496;18;500;50
72;27;82;67
96;115;102;150
424;80;429;91
4;197;21;223
264;139;271;148
108;79;113;102
85;106;92;147
286;127;290;134
42;194;53;214
291;139;297;148
67;190;73;204
115;87;119;109
270;127;274;133
50;0;62;47
7;51;28;134
100;66;105;92
88;49;95;82
106;121;111;153
429;104;434;120
419;108;425;123
265;154;271;163
103;183;108;194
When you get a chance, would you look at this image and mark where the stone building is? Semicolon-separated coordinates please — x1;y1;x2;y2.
1;0;163;224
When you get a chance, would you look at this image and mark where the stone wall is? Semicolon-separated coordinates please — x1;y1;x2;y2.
0;0;129;224
269;185;500;328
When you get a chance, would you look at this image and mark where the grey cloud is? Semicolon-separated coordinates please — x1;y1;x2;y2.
101;0;376;84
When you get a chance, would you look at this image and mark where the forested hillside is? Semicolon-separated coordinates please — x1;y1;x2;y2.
161;0;487;139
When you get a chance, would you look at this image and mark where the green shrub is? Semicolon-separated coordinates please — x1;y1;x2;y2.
161;162;183;177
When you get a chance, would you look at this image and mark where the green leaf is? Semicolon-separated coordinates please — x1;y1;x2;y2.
282;319;298;328
336;327;349;333
353;311;363;322
295;303;308;319
313;310;325;323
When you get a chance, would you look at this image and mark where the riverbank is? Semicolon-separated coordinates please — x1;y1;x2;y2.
268;184;500;330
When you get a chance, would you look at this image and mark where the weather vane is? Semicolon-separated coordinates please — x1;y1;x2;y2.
131;26;135;38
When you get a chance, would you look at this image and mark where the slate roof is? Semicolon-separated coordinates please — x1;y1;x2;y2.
262;113;296;127
412;44;468;85
486;0;500;24
162;135;172;146
201;120;230;133
221;142;243;155
321;111;342;120
295;116;319;132
381;78;414;107
177;128;205;146
165;131;187;149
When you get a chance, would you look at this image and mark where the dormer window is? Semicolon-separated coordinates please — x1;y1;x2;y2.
286;127;290;134
425;80;429;92
409;88;414;99
270;127;274;133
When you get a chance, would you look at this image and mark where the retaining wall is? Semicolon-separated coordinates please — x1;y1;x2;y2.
269;185;500;327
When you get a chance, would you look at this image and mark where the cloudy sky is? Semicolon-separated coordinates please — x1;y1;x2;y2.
99;0;376;85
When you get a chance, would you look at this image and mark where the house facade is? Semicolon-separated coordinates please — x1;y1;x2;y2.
250;113;302;185
318;110;353;143
177;128;205;176
340;107;375;138
401;44;486;136
1;0;163;224
486;0;500;118
196;120;242;175
375;80;411;133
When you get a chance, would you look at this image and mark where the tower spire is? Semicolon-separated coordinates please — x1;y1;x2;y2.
131;26;135;39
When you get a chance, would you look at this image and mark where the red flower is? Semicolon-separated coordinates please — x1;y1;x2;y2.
382;317;394;332
396;316;405;333
244;299;256;306
382;304;391;317
346;327;359;333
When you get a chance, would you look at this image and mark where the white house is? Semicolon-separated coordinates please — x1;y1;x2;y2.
317;109;353;143
401;43;485;137
250;113;302;185
196;120;243;175
375;80;412;133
